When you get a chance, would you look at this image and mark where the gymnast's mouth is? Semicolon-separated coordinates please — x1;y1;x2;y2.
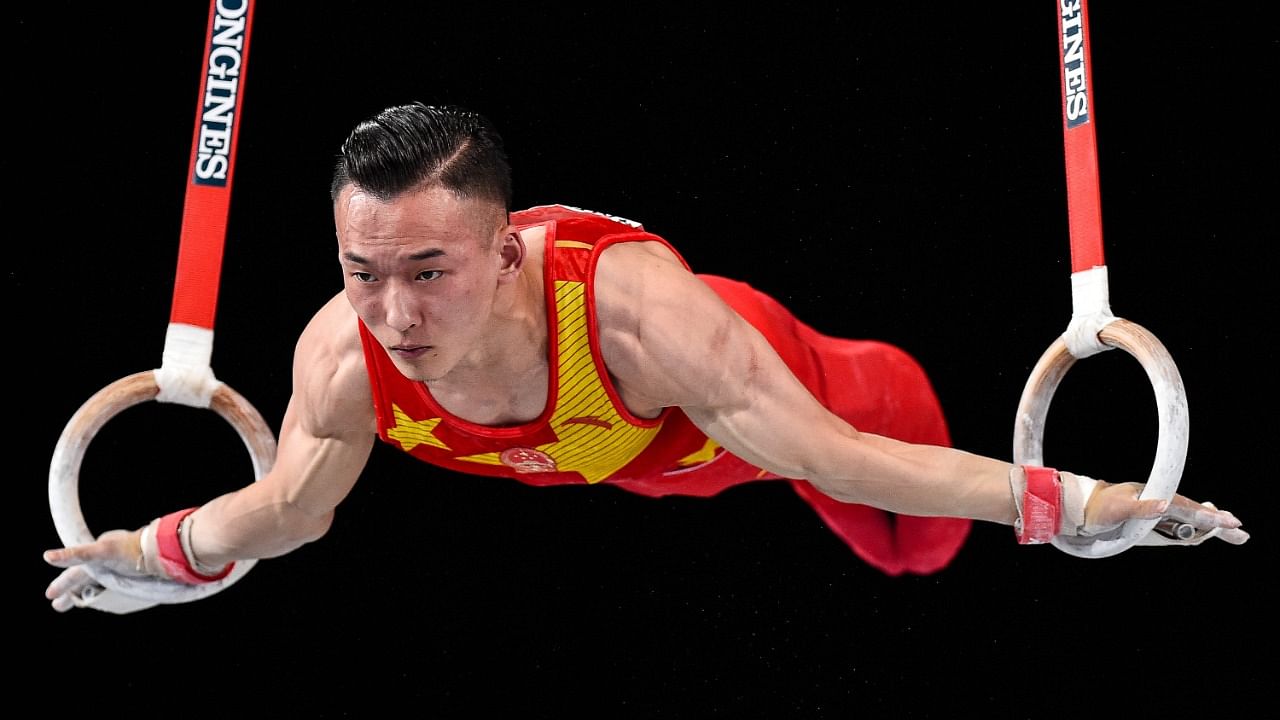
390;345;431;358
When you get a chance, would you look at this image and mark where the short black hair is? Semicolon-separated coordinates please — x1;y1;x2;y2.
330;102;512;209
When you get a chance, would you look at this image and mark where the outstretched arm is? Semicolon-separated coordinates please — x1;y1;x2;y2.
44;293;375;611
594;242;1247;543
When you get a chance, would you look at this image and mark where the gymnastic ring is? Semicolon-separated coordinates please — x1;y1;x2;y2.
1013;318;1188;558
48;370;277;603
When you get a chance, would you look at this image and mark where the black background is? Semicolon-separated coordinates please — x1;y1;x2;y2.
15;3;1275;716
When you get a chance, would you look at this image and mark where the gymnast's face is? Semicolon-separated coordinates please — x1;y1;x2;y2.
334;184;517;382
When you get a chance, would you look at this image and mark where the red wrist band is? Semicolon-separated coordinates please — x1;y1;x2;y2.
156;507;234;584
1017;466;1062;544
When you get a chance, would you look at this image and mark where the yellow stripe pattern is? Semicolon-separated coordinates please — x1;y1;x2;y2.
453;279;661;482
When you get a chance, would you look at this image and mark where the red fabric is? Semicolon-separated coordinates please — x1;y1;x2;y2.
1058;0;1105;273
358;205;710;485
682;275;970;575
156;508;234;584
360;204;970;575
170;0;256;329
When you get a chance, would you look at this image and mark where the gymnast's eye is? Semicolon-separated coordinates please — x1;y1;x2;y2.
416;270;443;281
351;272;375;283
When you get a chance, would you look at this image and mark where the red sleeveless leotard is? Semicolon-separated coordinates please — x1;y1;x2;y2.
358;204;970;575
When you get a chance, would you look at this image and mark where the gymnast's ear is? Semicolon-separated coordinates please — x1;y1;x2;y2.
496;226;525;281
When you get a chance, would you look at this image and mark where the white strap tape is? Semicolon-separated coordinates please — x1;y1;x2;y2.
154;323;222;408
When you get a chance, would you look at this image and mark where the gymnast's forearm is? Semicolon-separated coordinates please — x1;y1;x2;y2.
808;431;1018;524
184;483;335;567
181;427;372;568
691;383;1019;525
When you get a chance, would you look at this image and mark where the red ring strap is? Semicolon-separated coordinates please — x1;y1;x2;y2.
1057;0;1105;273
170;0;256;330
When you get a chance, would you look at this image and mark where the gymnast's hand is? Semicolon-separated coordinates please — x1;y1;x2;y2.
1081;480;1249;544
43;528;151;612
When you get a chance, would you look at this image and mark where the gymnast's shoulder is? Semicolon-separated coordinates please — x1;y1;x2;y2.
289;292;372;431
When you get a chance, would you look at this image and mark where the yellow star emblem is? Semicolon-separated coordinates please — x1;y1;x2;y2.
387;404;450;452
676;438;720;466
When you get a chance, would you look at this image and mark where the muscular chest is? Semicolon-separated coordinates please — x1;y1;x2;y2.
428;363;660;426
428;364;550;426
